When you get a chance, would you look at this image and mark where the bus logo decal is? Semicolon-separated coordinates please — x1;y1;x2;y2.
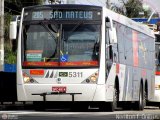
45;70;54;78
139;40;147;64
59;72;68;77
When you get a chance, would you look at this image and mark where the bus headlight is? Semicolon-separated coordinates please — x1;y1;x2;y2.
23;73;38;83
90;76;97;82
81;71;98;84
24;76;30;83
155;84;160;90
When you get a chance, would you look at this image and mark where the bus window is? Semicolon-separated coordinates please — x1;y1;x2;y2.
23;24;58;63
61;24;100;66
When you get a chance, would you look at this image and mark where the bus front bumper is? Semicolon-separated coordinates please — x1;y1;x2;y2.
17;84;108;102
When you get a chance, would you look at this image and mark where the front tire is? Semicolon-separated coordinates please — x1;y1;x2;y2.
99;86;118;112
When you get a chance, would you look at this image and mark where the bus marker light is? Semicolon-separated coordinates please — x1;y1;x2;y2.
116;64;119;74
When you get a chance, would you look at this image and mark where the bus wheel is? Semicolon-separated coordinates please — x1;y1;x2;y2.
111;86;118;111
100;87;117;112
133;85;144;110
143;89;147;107
33;102;45;111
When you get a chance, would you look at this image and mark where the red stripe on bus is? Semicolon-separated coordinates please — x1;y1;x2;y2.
116;64;119;74
25;50;43;53
23;62;59;66
60;61;98;66
132;31;139;67
23;61;98;67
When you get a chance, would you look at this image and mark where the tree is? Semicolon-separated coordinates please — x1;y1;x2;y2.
110;3;125;15
4;0;43;64
109;0;152;18
49;0;61;4
4;0;43;42
5;0;43;12
123;0;151;18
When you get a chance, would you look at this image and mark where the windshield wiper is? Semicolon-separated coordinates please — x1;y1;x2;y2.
65;21;84;41
39;21;59;62
39;21;58;40
71;22;84;33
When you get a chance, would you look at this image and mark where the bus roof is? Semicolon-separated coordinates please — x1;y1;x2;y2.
23;4;154;38
103;7;155;38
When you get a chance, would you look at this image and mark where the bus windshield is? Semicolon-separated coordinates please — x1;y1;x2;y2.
22;22;100;67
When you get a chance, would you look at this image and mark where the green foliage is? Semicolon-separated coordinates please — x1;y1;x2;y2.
4;42;16;64
110;0;152;18
6;0;43;8
4;12;11;42
4;0;43;64
124;0;151;18
4;12;16;64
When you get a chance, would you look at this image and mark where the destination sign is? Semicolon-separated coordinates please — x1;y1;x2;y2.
24;10;101;21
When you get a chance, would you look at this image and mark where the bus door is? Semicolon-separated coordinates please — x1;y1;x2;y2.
105;17;113;78
105;17;118;78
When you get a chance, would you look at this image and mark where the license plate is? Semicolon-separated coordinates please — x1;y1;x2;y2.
52;86;66;93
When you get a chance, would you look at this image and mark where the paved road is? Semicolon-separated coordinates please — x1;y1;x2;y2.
0;108;160;120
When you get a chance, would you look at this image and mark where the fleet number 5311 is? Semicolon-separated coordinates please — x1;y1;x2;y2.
69;72;83;78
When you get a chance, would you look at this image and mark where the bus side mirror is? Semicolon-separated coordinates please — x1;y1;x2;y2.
106;17;112;28
109;27;117;44
106;17;117;44
9;21;17;40
106;17;111;28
